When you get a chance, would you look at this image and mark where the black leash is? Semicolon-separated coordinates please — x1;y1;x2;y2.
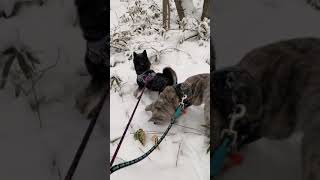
64;87;108;180
110;101;184;174
110;86;146;167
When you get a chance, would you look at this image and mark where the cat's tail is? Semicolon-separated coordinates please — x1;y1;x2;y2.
163;67;177;85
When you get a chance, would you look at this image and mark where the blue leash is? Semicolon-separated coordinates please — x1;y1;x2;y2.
211;137;232;177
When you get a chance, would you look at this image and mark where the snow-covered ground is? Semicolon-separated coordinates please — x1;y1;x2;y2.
214;0;320;179
2;0;315;179
0;1;107;180
110;0;210;180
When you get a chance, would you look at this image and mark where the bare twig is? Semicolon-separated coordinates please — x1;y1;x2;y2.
174;123;205;134
20;47;60;96
182;131;203;136
175;140;183;167
111;136;121;144
130;131;175;136
138;147;152;161
160;47;193;59
109;155;127;163
184;33;198;41
31;78;42;128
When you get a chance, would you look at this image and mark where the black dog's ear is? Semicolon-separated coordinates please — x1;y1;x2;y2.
133;52;138;58
143;50;147;56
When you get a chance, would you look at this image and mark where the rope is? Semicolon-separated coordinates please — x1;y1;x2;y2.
110;86;146;167
64;86;108;180
110;106;183;174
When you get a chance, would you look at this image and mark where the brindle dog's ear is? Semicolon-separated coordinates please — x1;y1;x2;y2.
143;50;147;56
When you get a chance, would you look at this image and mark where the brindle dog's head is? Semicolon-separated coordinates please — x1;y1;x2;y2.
212;67;263;149
145;86;180;124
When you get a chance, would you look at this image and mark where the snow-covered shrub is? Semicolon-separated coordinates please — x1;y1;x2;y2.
111;0;163;54
198;17;210;41
178;16;210;42
0;45;41;94
0;43;48;128
110;75;123;93
111;30;131;53
179;17;199;31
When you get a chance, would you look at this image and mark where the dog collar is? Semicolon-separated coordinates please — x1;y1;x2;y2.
173;83;192;108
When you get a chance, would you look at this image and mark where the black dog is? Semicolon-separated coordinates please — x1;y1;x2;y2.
133;50;177;96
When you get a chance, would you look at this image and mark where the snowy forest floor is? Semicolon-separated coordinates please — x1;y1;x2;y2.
110;0;210;180
0;1;108;180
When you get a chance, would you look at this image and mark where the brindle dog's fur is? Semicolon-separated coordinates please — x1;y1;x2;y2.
145;73;210;136
213;37;320;180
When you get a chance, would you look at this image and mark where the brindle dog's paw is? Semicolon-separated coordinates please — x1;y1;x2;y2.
148;118;162;125
145;103;153;111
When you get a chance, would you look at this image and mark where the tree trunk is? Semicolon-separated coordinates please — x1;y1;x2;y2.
174;0;185;21
201;0;210;20
168;2;170;29
163;0;170;30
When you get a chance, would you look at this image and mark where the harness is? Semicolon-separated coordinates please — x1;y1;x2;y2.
137;69;156;86
211;68;262;177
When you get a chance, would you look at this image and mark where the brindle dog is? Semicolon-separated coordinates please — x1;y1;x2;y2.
145;73;210;136
213;37;320;180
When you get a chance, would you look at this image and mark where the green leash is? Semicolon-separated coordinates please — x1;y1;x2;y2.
110;106;183;174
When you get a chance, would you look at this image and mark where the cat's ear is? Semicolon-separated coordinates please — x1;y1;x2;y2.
133;52;137;58
143;50;147;56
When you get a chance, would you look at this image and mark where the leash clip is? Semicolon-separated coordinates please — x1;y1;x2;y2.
221;104;246;148
179;94;188;109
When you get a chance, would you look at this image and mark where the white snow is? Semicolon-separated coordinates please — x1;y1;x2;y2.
110;0;210;180
0;1;107;180
214;0;320;179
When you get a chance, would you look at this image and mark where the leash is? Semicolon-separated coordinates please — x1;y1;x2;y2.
110;74;154;167
211;104;246;177
110;95;188;174
64;86;108;180
110;86;146;167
